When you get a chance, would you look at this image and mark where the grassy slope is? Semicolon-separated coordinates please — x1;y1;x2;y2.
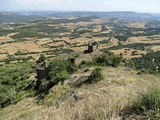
0;66;160;120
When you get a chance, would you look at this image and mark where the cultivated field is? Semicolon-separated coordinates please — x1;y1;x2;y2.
0;16;160;63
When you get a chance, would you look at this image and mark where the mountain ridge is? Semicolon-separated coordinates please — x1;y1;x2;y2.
1;11;160;24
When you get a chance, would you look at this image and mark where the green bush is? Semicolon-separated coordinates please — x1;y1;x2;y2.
126;86;160;119
36;58;78;93
0;62;35;108
125;51;160;74
11;30;40;39
88;68;103;83
48;59;70;85
95;50;122;67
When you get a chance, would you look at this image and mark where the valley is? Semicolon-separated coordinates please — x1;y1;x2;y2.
0;12;160;120
1;15;160;63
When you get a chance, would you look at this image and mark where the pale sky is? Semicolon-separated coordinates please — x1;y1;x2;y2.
0;0;160;13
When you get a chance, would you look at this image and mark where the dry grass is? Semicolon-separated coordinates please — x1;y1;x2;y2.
106;38;119;48
0;54;7;60
0;33;18;43
36;38;53;45
3;67;159;120
150;45;160;52
0;98;41;120
123;36;160;45
111;48;146;59
0;41;48;55
0;36;13;43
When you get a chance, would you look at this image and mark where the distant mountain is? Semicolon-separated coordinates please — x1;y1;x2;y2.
1;11;160;24
0;12;42;24
47;11;160;21
21;11;160;21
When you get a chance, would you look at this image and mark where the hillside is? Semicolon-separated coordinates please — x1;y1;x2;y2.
0;12;42;24
0;66;159;120
0;13;160;120
1;11;160;25
2;15;160;64
12;11;160;21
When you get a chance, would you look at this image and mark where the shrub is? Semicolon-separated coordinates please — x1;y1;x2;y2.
125;86;160;119
88;68;103;83
48;59;71;85
51;70;70;84
94;50;122;67
0;62;35;108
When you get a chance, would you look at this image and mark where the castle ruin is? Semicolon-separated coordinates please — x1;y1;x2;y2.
87;40;99;53
36;62;49;81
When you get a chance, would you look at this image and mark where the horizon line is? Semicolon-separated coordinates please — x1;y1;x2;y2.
0;10;159;14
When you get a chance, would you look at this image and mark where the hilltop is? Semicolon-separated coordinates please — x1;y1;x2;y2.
0;66;159;120
0;12;160;120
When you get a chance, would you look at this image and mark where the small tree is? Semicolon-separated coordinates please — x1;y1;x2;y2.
48;59;70;85
95;50;123;67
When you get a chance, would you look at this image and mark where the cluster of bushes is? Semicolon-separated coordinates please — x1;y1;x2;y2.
34;16;94;25
14;51;39;56
123;86;160;119
2;55;33;64
0;62;34;108
11;29;46;39
88;68;103;83
145;20;160;28
93;33;111;37
37;24;67;34
101;25;108;32
0;41;13;45
94;50;123;67
104;42;160;51
46;19;71;24
98;39;109;44
111;21;160;42
11;30;37;38
0;29;14;36
36;58;78;93
36;50;123;95
69;29;92;39
46;48;74;55
126;51;160;74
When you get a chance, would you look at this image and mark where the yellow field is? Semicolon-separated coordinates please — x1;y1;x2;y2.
0;36;14;43
123;36;160;45
36;38;53;45
0;33;18;43
0;41;49;55
0;18;159;61
150;45;160;52
111;48;146;59
0;54;7;59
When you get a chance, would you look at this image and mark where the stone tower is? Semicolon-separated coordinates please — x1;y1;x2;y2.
88;40;99;53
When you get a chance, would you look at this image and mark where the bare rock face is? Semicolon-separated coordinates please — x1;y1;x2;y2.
73;76;89;87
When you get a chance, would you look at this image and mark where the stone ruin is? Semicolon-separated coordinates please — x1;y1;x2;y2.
87;40;99;53
36;62;49;81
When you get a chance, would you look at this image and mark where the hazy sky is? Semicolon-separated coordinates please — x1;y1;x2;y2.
1;0;160;13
